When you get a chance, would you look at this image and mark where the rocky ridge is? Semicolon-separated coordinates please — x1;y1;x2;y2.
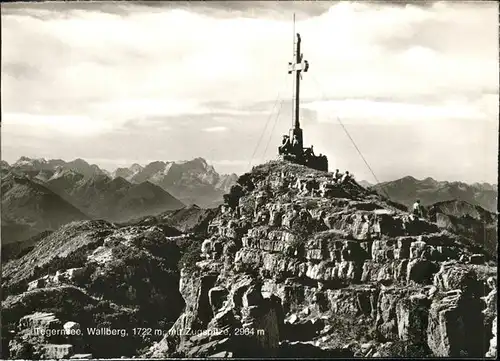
427;200;498;260
45;172;185;223
372;176;498;213
1;160;496;359
125;157;238;208
147;160;497;358
1;160;186;249
2;220;192;359
1;173;89;244
122;204;219;235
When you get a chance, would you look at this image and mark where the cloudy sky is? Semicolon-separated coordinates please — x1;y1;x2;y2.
1;1;498;183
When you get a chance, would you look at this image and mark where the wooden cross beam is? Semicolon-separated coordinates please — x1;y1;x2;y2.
288;60;309;74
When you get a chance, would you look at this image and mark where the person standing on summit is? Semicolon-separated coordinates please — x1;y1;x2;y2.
279;135;290;155
333;169;341;183
291;134;300;155
412;200;423;218
341;171;352;184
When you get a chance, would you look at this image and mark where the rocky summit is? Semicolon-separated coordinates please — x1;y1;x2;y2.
1;160;497;359
147;161;497;358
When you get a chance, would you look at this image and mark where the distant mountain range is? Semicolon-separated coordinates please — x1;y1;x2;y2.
357;180;373;188
368;176;497;213
1;172;89;245
45;171;184;222
3;157;237;207
1;157;238;246
109;158;238;208
427;199;498;260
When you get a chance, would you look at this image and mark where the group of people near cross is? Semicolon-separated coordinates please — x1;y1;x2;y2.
332;169;353;185
278;134;326;164
278;134;302;157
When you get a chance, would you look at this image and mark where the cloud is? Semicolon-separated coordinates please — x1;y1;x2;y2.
1;1;498;183
118;1;334;20
2;113;113;137
203;126;228;133
94;98;209;119
208;159;248;166
303;98;488;125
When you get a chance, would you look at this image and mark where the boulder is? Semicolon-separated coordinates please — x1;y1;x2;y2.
396;294;431;343
427;291;467;357
427;289;486;357
42;344;74;359
433;262;480;295
63;321;81;335
208;287;228;313
469;254;486;265
375;288;405;341
407;259;438;285
486;316;497;358
409;240;427;259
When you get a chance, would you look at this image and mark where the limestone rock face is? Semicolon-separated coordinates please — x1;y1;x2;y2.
147;161;495;358
147;272;284;358
483;276;497;358
433;262;482;294
396;293;431;344
486;316;497;358
4;160;495;359
8;312;90;360
427;291;468;357
427;289;487;357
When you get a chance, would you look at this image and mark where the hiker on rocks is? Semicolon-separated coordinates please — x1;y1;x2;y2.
341;171;351;184
201;238;213;259
333;169;341;182
412;200;423;218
